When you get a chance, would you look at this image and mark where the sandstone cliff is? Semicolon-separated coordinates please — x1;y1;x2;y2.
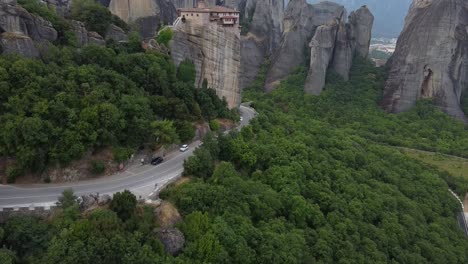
265;0;345;91
170;20;241;109
305;5;373;94
381;0;468;122
240;0;285;89
108;0;176;38
304;20;339;95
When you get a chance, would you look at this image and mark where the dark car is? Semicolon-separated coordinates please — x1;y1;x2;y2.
151;157;164;165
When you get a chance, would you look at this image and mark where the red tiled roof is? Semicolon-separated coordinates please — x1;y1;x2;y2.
178;5;239;13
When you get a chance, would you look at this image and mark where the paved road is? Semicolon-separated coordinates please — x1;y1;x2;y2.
0;105;256;208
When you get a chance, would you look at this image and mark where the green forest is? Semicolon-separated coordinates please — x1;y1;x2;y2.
0;44;235;181
2;57;468;263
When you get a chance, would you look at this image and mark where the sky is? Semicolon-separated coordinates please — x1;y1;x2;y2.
307;0;413;38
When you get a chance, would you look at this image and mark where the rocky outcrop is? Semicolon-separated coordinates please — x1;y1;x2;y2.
0;2;57;42
106;24;127;42
71;20;124;47
240;0;285;89
303;5;373;95
265;0;345;91
108;0;176;38
155;228;185;256
381;0;468;122
0;2;58;56
170;21;241;108
0;32;38;57
348;6;374;58
304;21;339;95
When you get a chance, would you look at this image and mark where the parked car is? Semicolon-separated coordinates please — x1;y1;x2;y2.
180;144;189;152
151;157;164;165
240;116;243;121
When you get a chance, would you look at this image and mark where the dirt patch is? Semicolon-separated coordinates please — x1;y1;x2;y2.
217;118;236;131
156;201;182;228
173;177;191;188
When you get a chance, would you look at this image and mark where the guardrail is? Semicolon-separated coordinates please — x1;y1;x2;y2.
448;189;468;236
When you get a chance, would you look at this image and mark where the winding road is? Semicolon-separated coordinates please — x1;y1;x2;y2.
0;105;256;209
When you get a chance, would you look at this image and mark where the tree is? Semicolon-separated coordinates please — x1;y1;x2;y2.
156;27;173;47
110;190;137;221
3;216;50;258
0;248;16;264
57;189;77;209
151;120;179;149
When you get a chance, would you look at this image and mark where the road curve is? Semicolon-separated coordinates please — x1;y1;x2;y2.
0;105;256;208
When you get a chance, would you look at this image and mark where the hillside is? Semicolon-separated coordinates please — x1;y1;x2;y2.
2;58;468;263
0;0;236;183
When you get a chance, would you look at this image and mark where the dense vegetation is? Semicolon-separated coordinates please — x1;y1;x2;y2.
0;43;235;180
161;58;468;263
1;57;468;263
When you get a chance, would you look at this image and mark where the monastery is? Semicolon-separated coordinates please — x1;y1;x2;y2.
176;1;240;28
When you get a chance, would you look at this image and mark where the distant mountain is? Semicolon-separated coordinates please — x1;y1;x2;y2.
307;0;412;37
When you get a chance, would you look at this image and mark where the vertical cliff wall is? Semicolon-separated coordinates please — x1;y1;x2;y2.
381;0;468;122
170;20;241;109
240;0;285;89
305;5;373;95
108;0;176;38
265;0;346;91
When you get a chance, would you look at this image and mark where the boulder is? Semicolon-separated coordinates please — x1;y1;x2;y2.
155;228;185;256
381;0;468;122
71;20;89;47
87;31;106;46
304;21;339;95
105;24;127;42
97;194;112;206
78;194;98;211
0;32;39;57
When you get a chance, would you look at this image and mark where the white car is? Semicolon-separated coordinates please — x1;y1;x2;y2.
179;144;189;152
240;116;243;121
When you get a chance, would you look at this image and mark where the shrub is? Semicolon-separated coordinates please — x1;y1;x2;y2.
156;27;173;47
110;190;137;221
6;167;21;184
113;147;134;163
209;120;220;132
89;160;106;175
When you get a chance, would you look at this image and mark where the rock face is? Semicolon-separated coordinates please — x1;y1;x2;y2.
155;228;185;256
304;21;339;95
381;0;468;122
0;32;38;57
265;0;346;91
170;20;241;108
240;0;285;89
108;0;177;38
348;6;374;58
71;20;125;47
304;5;373;94
0;2;57;56
0;2;57;42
